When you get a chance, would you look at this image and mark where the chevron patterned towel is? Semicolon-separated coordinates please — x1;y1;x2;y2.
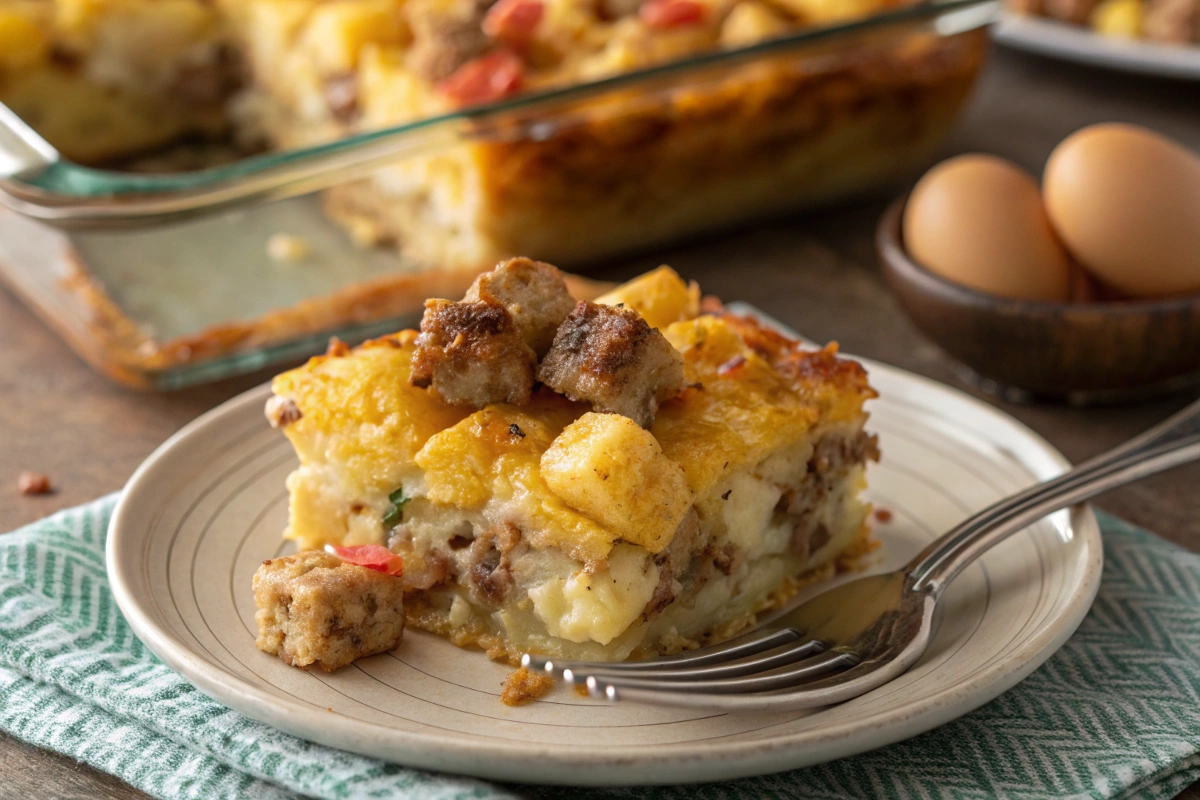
1;497;1198;800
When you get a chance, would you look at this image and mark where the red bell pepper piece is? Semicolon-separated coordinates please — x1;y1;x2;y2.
326;544;404;577
640;0;708;28
438;49;524;106
483;0;544;45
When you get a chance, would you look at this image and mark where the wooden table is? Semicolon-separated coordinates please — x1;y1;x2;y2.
3;45;1199;800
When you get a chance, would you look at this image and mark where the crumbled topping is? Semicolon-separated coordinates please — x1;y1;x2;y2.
501;667;554;706
17;471;52;496
265;395;303;428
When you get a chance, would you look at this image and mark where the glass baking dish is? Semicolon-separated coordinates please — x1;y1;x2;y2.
0;0;994;389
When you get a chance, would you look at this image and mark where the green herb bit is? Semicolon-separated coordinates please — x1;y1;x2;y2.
382;485;410;528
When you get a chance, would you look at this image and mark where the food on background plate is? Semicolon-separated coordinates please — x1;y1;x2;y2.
0;0;985;273
902;124;1200;304
256;260;879;669
1007;0;1200;45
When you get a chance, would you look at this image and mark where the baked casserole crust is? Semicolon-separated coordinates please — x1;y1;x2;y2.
266;263;878;663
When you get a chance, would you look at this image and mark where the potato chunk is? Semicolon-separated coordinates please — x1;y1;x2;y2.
541;412;694;553
299;0;407;74
595;266;700;331
719;1;790;46
466;257;577;356
254;551;405;671
410;298;537;407
537;302;688;428
527;543;661;644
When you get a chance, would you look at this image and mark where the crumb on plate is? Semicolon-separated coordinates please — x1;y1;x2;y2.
266;233;311;263
874;508;893;523
501;667;554;706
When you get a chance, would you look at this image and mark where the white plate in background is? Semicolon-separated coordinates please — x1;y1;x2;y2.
995;13;1200;80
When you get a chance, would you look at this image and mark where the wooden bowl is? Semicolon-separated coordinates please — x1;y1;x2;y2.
877;196;1200;404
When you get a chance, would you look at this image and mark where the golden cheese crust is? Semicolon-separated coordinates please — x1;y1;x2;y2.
270;265;875;560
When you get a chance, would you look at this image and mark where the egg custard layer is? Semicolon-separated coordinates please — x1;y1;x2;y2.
268;268;878;663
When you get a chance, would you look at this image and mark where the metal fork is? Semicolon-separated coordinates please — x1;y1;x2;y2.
523;396;1200;712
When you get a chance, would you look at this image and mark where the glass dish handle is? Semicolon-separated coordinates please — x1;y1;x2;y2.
0;103;59;181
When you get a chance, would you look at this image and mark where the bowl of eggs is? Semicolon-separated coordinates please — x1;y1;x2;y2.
878;122;1200;404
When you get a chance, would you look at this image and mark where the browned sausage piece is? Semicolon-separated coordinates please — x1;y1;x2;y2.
465;257;577;357
410;298;537;407
537;301;687;428
253;551;405;672
405;0;495;82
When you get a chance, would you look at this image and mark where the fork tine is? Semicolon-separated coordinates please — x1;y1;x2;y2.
522;627;804;675
585;650;858;697
561;638;825;683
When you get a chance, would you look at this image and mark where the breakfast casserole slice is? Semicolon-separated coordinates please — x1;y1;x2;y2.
263;261;878;664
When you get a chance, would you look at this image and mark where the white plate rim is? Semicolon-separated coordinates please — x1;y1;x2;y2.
994;13;1200;80
107;355;1103;786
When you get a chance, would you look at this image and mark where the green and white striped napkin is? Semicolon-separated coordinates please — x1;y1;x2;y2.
2;495;1198;800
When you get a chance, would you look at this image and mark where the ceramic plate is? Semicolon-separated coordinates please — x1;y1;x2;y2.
994;14;1200;80
107;309;1102;786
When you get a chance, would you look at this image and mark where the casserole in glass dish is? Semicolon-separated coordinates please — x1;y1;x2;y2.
0;0;993;387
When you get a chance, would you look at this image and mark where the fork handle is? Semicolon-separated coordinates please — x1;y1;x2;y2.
907;396;1200;595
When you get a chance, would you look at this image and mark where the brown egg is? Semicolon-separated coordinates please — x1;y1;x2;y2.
903;155;1073;302
1044;123;1200;298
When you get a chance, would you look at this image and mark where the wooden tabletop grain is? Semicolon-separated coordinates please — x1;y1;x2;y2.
3;45;1199;800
